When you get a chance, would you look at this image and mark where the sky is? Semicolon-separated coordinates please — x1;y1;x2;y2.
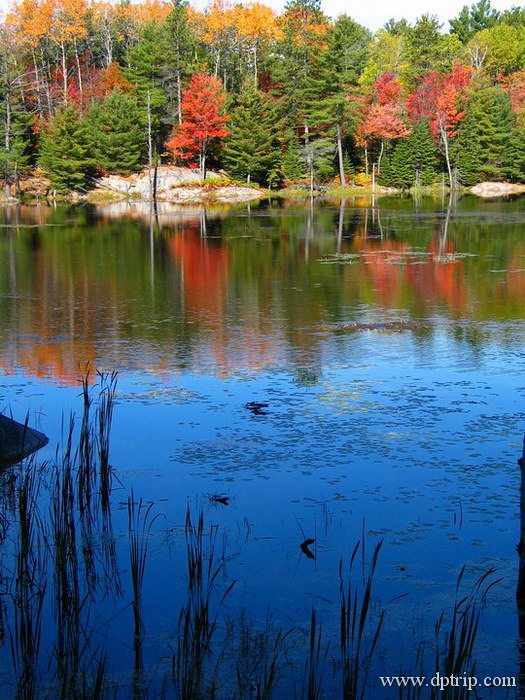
0;0;520;31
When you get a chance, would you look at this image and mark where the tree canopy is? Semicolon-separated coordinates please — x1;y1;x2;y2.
2;0;525;192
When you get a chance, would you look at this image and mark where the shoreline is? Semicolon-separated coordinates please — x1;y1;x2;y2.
2;167;525;206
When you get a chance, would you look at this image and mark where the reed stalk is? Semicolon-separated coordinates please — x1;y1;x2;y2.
340;538;384;700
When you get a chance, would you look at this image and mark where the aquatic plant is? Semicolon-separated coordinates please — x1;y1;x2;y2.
340;539;385;700
172;508;235;700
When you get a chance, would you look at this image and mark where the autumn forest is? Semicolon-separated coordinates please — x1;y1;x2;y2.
2;0;525;194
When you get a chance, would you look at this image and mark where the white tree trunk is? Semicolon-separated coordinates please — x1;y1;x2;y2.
336;124;346;186
61;42;68;102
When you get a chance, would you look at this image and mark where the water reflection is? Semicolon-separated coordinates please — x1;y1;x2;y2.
518;438;525;695
1;198;525;384
2;196;525;694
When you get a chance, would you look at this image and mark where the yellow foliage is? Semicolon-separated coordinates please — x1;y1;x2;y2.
234;3;279;45
355;172;372;186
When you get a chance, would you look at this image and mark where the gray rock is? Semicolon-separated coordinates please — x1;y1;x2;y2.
0;414;48;467
470;182;525;197
95;166;219;198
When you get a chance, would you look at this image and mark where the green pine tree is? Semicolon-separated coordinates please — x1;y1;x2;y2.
270;0;327;137
39;105;95;193
0;26;33;197
379;139;413;189
125;22;168;138
163;1;197;125
453;86;512;185
450;0;500;43
0;95;33;197
223;86;280;185
378;119;438;189
281;134;305;181
507;117;525;182
411;118;439;186
90;91;146;174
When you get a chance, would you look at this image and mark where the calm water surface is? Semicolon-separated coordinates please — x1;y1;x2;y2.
1;196;525;697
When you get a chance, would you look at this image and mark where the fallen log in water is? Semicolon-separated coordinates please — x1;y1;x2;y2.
0;414;48;466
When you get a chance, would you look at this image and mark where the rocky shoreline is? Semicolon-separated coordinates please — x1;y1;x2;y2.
2;167;525;205
2;166;267;205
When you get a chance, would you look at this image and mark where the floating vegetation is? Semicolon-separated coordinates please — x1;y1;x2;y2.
318;321;428;333
319;251;478;265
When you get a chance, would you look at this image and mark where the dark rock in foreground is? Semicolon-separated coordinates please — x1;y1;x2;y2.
0;414;48;467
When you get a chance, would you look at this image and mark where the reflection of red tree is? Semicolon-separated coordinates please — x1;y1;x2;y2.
353;234;410;305
351;231;467;311
427;235;466;310
168;224;229;322
506;250;525;298
167;225;279;376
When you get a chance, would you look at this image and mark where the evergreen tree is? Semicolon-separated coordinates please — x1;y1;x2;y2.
163;2;196;125
507;118;525;182
0;23;33;197
0;107;32;195
453;86;512;184
404;14;443;77
330;15;371;85
450;0;500;43
379;139;413;189
90;92;145;174
39;105;95;192
281;133;305;181
223;86;279;185
125;22;168;138
378;119;438;188
411;118;439;185
270;0;328;136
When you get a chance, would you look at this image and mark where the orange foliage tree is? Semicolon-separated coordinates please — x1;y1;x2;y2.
166;74;230;181
234;3;279;80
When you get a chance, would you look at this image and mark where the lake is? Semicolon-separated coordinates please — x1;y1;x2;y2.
0;195;524;698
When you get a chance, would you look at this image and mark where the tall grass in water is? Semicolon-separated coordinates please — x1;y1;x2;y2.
4;371;119;699
97;370;117;515
229;612;292;700
430;567;501;700
397;566;502;700
78;368;95;516
340;539;384;700
128;494;159;698
172;508;235;700
9;463;46;700
301;608;329;700
0;371;504;699
77;368;117;518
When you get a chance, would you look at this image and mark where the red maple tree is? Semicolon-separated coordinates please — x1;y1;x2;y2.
166;74;230;180
406;64;472;138
358;74;411;173
406;63;472;186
